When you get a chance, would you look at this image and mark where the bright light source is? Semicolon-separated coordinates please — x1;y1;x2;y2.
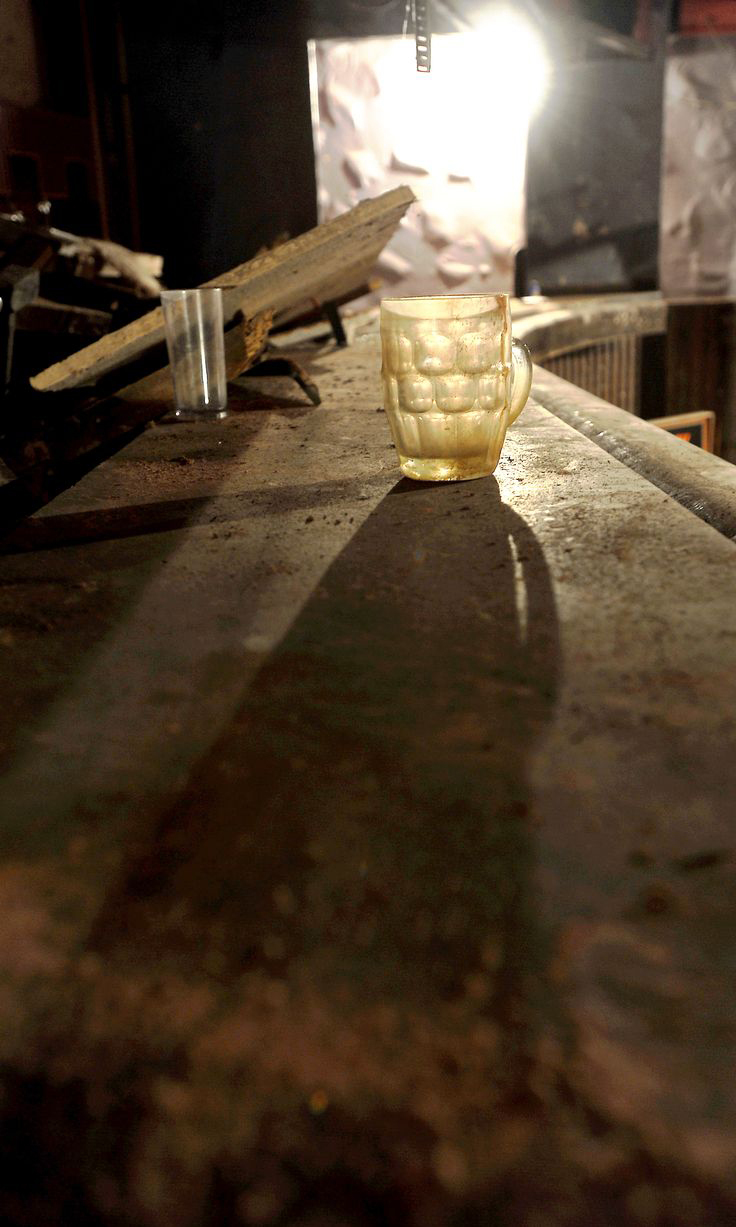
472;6;551;118
376;14;550;191
310;31;533;297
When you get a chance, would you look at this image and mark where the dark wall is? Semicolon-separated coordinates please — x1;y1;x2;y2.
118;0;671;292
33;0;88;116
121;0;317;285
526;0;671;293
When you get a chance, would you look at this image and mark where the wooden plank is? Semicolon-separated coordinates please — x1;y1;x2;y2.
17;298;111;338
1;311;271;523
31;186;415;393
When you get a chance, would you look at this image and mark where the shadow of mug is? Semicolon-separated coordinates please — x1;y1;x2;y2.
82;474;562;1222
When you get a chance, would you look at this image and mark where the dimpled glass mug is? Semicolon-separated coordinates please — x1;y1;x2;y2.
380;294;532;481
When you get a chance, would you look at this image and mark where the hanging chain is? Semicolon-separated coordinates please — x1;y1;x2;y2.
403;0;432;71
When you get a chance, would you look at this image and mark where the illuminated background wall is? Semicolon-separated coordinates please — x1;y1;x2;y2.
309;15;550;300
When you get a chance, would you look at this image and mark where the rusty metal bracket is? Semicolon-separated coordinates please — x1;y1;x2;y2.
244;355;321;406
0;264;40;392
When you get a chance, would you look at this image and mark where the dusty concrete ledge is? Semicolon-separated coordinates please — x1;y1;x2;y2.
532;365;736;540
0;343;735;1225
514;291;666;362
511;291;736;541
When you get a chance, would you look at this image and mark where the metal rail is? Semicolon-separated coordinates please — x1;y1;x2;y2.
513;292;736;541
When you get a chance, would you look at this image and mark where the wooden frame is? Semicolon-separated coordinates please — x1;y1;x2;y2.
649;410;716;452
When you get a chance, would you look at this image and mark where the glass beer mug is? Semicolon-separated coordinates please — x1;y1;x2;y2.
380;294;532;481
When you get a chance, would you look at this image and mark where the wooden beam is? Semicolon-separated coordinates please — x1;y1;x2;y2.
31;186;415;394
1;310;271;523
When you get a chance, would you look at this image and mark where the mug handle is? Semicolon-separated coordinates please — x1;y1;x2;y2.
509;338;533;424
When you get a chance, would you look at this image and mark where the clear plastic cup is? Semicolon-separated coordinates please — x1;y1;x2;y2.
160;288;227;419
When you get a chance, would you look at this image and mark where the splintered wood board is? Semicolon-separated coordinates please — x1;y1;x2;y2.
31;186;415;393
110;309;274;416
0;311;273;521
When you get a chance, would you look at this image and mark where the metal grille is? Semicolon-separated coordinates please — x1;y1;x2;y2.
543;335;642;415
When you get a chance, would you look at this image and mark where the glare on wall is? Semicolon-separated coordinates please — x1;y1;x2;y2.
309;10;550;301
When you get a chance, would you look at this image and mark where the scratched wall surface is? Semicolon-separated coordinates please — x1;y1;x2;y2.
660;34;736;297
309;34;527;303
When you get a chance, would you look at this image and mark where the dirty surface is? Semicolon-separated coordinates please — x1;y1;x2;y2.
0;343;736;1225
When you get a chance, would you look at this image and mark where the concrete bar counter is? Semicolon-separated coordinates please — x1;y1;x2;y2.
0;334;735;1225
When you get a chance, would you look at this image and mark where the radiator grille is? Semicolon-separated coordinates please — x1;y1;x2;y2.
542;335;641;415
